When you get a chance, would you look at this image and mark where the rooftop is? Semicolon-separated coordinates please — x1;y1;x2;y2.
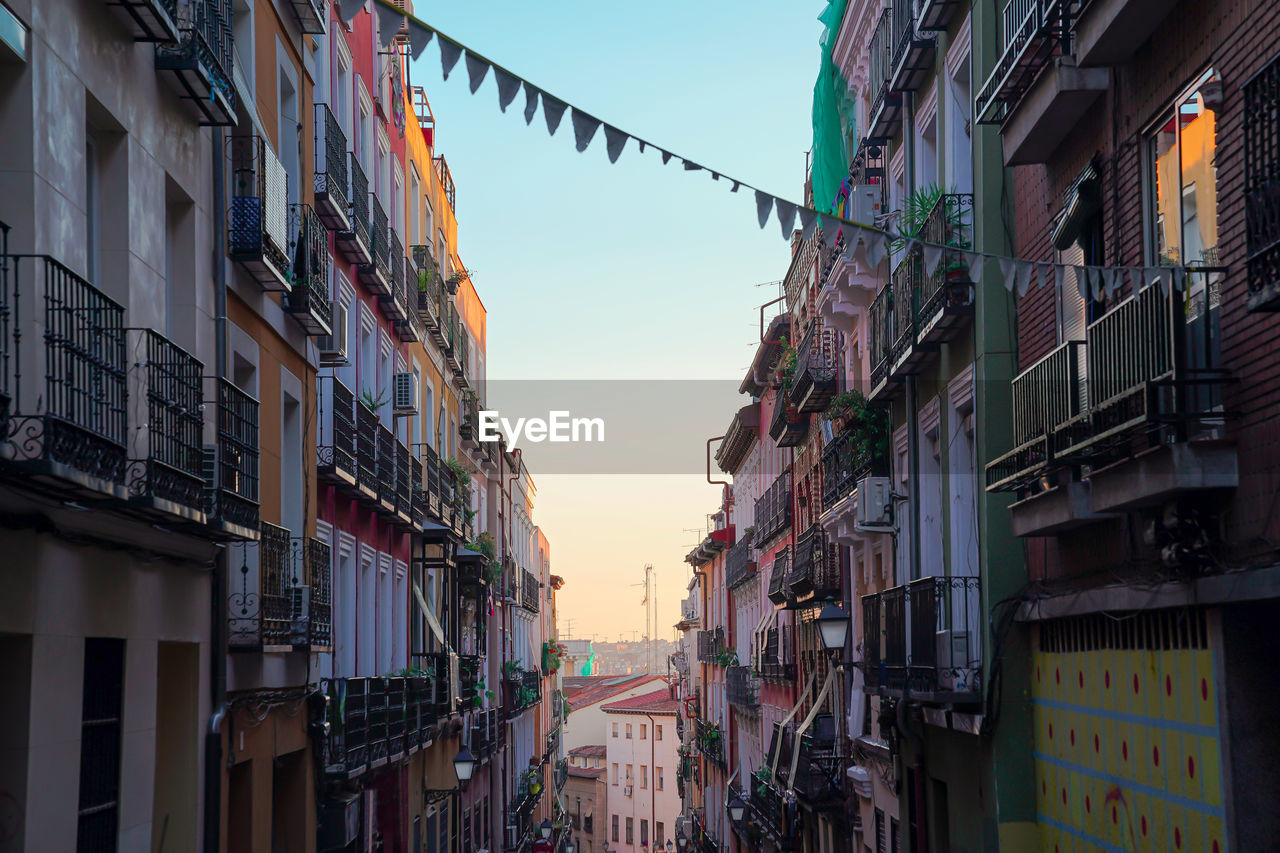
564;674;666;710
569;745;608;758
600;687;681;715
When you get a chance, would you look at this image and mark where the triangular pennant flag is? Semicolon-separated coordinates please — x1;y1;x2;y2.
1156;267;1173;295
921;241;942;275
1173;267;1187;293
776;199;797;239
1073;267;1088;301
541;94;568;136
603;126;628;164
570;108;600;153
661;151;673;165
862;229;887;269
1015;261;1034;297
464;52;490;95
1090;267;1104;301
375;2;403;48
338;0;362;23
730;181;741;193
682;160;702;171
711;172;720;181
799;208;818;242
1054;265;1067;293
1037;263;1049;291
408;20;433;60
439;38;463;81
493;67;521;112
522;83;539;125
998;258;1018;292
1103;267;1120;299
755;191;773;229
965;252;985;284
822;219;841;250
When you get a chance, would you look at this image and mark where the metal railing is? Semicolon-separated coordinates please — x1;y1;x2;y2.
521;569;540;613
126;329;205;514
975;0;1072;125
696;627;726;663
0;252;128;490
881;585;907;691
206;377;260;535
293;536;332;648
792;320;839;414
376;423;396;511
1247;56;1280;302
317;375;356;486
336;153;371;264
412;245;441;331
768;390;807;447
725;535;757;589
228;135;291;290
284;204;333;335
755;470;793;544
758;626;794;681
458;654;483;709
867;8;895;133
694;718;726;768
869;284;892;391
362;198;391;292
918;193;975;328
228;520;292;649
354;398;379;500
822;420;889;510
725;665;759;709
860;593;881;676
786;524;840;602
395;439;412;522
766;546;793;606
313;104;349;231
434;155;456;210
906;575;981;698
153;0;235;122
889;248;921;369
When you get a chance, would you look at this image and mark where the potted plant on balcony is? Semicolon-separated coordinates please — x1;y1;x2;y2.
775;335;799;393
824;390;888;475
504;659;523;680
888;183;971;283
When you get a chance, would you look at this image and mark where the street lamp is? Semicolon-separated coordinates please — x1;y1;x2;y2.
565;841;576;853
816;601;850;655
727;795;746;824
541;819;554;839
453;745;477;786
676;834;688;851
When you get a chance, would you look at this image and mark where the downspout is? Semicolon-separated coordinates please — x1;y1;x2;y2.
205;125;228;853
646;712;658;852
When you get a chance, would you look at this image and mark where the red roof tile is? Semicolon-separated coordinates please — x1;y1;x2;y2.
565;675;666;711
600;688;681;715
569;745;608;758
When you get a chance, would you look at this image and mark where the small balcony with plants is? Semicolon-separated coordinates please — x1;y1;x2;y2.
153;0;235;125
283;204;334;337
0;251;128;499
335;153;371;266
228;135;291;292
412;245;442;333
916;190;974;343
975;0;1106;166
749;768;796;850
317;375;357;489
696;626;728;664
503;661;541;719
785;523;840;605
313;103;350;232
754;470;792;546
104;0;180;43
821;391;889;512
458;654;485;710
766;546;794;608
694;718;726;769
443;305;463;375
472;708;502;760
768;386;807;448
358;197;392;296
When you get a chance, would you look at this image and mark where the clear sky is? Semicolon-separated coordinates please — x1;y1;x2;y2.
406;1;825;642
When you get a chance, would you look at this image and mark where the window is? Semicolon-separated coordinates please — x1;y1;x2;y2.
584;814;593;834
640;766;647;788
625;764;632;783
612;722;618;738
640;820;648;847
1247;55;1280;297
1145;68;1220;267
409;165;420;243
77;638;125;850
640;724;647;740
612;763;618;785
656;822;665;847
462;806;472;853
612;815;619;843
625;724;632;739
655;725;663;741
626;818;633;845
656;767;664;791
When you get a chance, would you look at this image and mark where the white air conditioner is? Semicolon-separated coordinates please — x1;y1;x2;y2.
847;184;884;227
936;630;972;691
855;476;894;531
392;372;418;415
318;301;348;366
624;784;633;798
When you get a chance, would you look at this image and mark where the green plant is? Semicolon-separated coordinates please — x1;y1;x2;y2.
713;647;739;667
444;456;473;505
359;388;390;412
776;334;799;393
504;659;522;678
466;531;497;562
824;390;888;473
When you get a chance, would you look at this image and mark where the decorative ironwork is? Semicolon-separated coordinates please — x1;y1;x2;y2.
360;198;391;295
293;535;332;648
377;422;396;512
889;248;922;372
1247;54;1280;308
284;204;333;336
313;103;350;231
785;524;839;603
381;229;408;322
696;627;727;663
319;677;369;778
889;0;936;93
975;0;1072;125
434;155;456;210
458;654;483;709
766;546;793;607
726;665;759;709
693;718;726;769
866;8;901;141
757;626;794;682
204;377;260;537
229;135;291;291
228;520;291;649
354;398;378;501
153;0;235;125
918;193;975;341
791;320;838;414
755;470;792;545
336;153;371;265
521;569;540;613
768;391;807;447
395;439;412;524
906;575;981;699
0;253;128;494
725;535;757;590
317;375;356;487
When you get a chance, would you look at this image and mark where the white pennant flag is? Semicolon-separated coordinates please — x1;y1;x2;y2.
799;208;818;241
571;109;601;153
407;21;433;59
1173;267;1187;293
1054;264;1067;293
862;230;887;269
603;126;628;164
1073;267;1088;301
776;199;797;239
998;258;1018;292
921;241;942;275
1090;267;1104;301
821;219;841;250
464;52;490;95
1102;267;1120;299
439;38;463;81
338;0;363;23
541;94;568;136
375;2;403;48
965;252;985;284
755;191;773;229
1015;261;1034;296
493;67;521;112
522;83;539;125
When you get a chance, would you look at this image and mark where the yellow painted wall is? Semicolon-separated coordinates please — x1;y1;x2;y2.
1032;613;1226;853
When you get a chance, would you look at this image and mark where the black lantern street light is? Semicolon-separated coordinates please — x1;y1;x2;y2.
540;819;554;840
817;601;850;656
453;745;477;787
727;795;746;823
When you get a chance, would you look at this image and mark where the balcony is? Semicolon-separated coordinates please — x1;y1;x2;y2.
203;378;260;540
409;453;426;529
785;524;840;604
380;231;408;323
376;423;396;513
768;391;807;448
359;198;392;296
125;329;206;522
414;441;442;523
749;770;796;849
693;718;726;769
153;0;235;125
725;666;759;709
229;136;291;291
504;666;541;718
412;246;442;333
976;0;1106;165
335;154;371;265
917;193;975;343
319;676;370;778
354;398;379;502
791;320;838;414
283;205;334;336
521;569;540;613
458;654;483;710
317;375;357;489
313;104;350;231
453;327;470;388
0;254;128;498
986;276;1233;519
696;626;727;664
434;155;456;211
754;470;792;546
104;0;180;42
443;305;462;375
1071;0;1179;66
766;546;794;607
865;8;902;141
395;439;412;526
318;675;446;779
284;0;325;35
1247;57;1280;312
791;720;843;808
821;419;889;512
757;626;794;682
715;403;760;475
916;0;965;31
725;535;757;590
228;520;293;649
473;708;502;760
292;535;332;648
868;284;892;394
677;593;700;629
889;0;936;93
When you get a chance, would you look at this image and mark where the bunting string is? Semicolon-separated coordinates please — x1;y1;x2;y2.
369;0;1215;296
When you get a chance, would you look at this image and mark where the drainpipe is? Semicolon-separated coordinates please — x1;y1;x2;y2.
205;125;228;853
903;91;922;586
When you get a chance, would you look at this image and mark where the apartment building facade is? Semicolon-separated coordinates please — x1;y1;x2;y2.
601;690;681;853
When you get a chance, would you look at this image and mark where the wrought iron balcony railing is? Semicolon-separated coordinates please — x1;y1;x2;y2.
757;626;794;682
696;627;726;663
336;153;371;265
768;390;807;448
693;718;726;769
766;546;793;607
750;770;795;848
0;252;128;496
889;248;922;374
821;423;888;511
381;230;408;323
504;666;541;718
976;0;1072;125
409;453;426;529
313;104;349;232
412;245;442;333
792;722;844;808
755;470;792;545
521;569;540;613
104;0;180;42
918;193;975;342
472;708;501;759
458;654;483;710
395;439;412;525
284;0;324;34
292;536;332;648
725;535;757;590
360;198;392;295
318;674;448;779
317;375;357;488
791;320;838;414
868;283;892;393
413;441;441;523
203;377;260;539
725;665;759;709
126;329;206;521
907;575;982;699
866;8;901;141
229;135;291;291
319;676;369;778
376;422;396;513
860;593;881;678
1247;56;1280;310
228;520;292;649
786;524;840;604
283;204;333;336
890;0;936;93
354;398;379;502
154;0;235;125
435;155;456;211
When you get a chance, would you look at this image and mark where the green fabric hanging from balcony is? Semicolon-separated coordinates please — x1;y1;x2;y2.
811;0;857;215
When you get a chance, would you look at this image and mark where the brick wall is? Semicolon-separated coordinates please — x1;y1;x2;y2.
1006;0;1280;580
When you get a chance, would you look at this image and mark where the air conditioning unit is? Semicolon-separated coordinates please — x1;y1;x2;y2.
855;476;894;531
318;300;348;366
936;630;972;691
847;183;884;227
290;585;312;645
624;784;633;797
392;372;418;415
